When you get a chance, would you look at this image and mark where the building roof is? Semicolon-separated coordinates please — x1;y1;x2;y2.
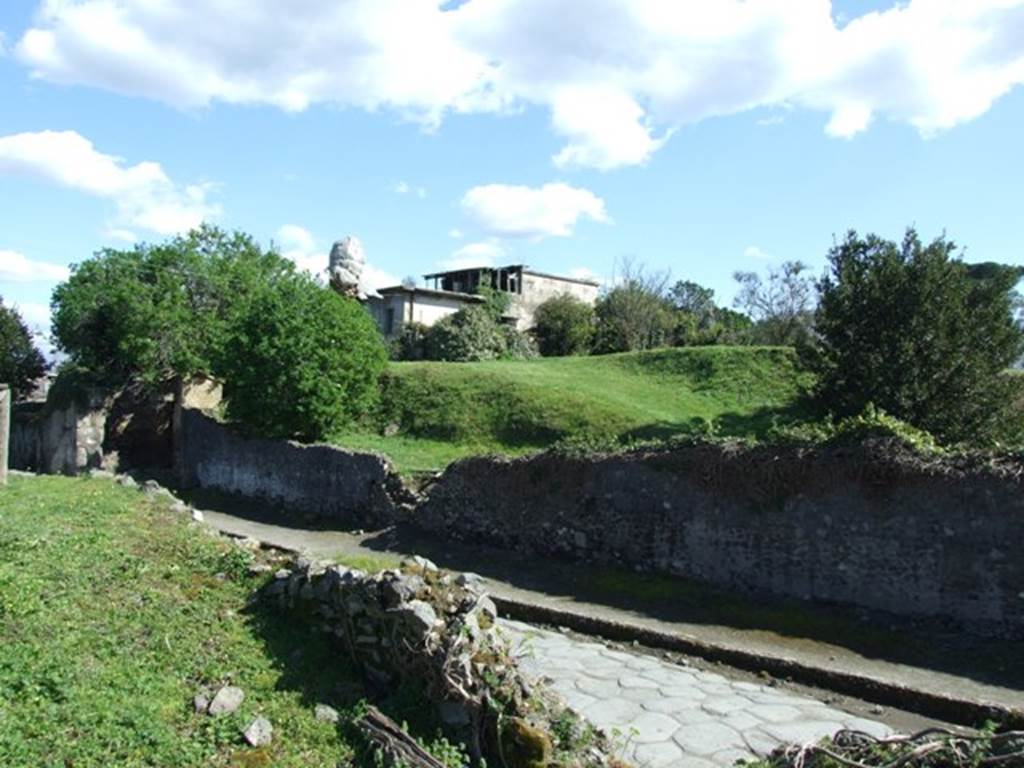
375;285;485;302
420;263;599;288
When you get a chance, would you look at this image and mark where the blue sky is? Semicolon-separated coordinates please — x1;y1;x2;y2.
1;0;1023;350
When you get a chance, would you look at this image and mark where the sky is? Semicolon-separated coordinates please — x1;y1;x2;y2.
1;0;1023;352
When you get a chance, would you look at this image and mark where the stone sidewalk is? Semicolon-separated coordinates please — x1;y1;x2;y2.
506;620;891;768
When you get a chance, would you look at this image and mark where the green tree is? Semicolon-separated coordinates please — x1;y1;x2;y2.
593;259;674;353
0;300;47;398
532;294;595;356
219;275;386;440
51;225;294;384
733;261;816;346
811;229;1024;444
668;280;716;326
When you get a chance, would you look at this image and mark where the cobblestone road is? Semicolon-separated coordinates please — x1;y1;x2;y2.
506;620;892;768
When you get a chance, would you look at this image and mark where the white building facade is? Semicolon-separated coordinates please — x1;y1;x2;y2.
365;265;599;339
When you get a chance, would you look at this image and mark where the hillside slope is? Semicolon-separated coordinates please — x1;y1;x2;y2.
335;346;812;474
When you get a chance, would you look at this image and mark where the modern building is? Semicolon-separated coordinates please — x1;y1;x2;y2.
365;265;599;339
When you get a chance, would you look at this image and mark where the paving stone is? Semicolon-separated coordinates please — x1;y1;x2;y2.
747;703;805;723
501;621;890;768
600;648;638;662
583;698;643;729
671;758;720;768
672;722;746;756
560;690;599;712
625;656;665;672
761;720;847;745
713;747;756;765
702;695;754;716
631;740;687;768
722;711;764;732
744;728;784;756
620;675;661;689
659;684;707;700
641;697;708;715
730;681;764;693
575;676;623;697
630;711;684;744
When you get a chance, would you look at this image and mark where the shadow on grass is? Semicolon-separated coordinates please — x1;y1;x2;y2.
242;592;463;766
618;402;814;444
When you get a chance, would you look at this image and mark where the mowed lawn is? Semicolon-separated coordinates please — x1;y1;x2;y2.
0;475;457;768
335;346;813;475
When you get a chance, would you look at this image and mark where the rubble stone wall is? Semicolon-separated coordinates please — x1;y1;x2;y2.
416;444;1024;640
176;407;404;528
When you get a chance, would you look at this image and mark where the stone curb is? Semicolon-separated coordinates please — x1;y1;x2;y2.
492;596;1024;731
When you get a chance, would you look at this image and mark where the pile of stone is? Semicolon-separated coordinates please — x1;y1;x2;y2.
265;555;620;768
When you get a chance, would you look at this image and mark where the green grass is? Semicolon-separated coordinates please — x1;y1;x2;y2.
0;475;460;767
336;346;813;475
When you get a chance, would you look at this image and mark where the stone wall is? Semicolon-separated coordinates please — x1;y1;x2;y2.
10;390;109;475
267;556;613;767
415;443;1024;639
176;406;406;528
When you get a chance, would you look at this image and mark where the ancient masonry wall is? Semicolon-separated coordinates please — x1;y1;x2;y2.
175;406;405;528
415;446;1024;640
10;391;109;475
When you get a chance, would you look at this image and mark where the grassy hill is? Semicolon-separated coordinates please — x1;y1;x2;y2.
334;346;813;474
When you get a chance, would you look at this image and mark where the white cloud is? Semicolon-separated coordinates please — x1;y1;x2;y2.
448;228;464;239
461;182;609;239
394;180;427;198
105;228;138;243
275;224;398;292
569;266;605;285
744;245;772;260
15;301;51;330
0;130;219;235
276;224;326;278
442;240;507;270
14;1;1024;169
0;249;70;282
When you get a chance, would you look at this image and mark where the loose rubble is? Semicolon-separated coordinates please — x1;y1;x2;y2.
266;555;621;767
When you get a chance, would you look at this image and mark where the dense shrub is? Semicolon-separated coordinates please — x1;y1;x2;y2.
52;225;294;384
422;306;508;361
219;275;386;440
532;294;595;356
417;305;535;362
0;299;47;398
391;322;430;361
811;229;1024;444
767;404;940;453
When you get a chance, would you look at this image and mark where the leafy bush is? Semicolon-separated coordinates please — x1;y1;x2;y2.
0;299;47;398
52;225;295;384
391;322;430;361
533;294;595;356
218;274;387;440
422;306;508;361
811;229;1024;444
767;404;940;453
419;306;535;362
503;324;539;359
